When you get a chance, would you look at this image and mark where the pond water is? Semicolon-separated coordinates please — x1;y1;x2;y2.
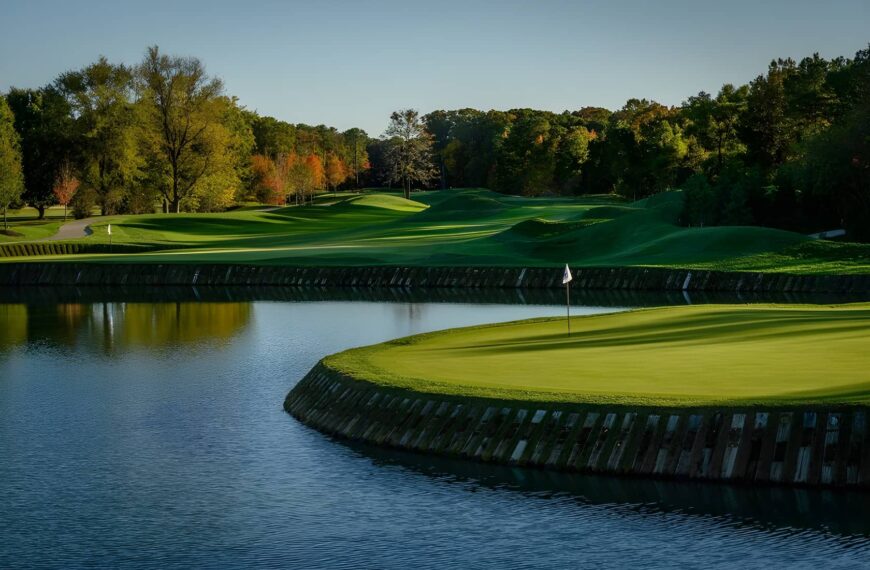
1;289;869;569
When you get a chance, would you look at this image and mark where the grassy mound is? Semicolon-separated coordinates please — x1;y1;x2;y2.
326;303;870;407
414;192;508;220
319;193;428;212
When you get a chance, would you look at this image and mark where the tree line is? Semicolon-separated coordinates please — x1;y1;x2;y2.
417;47;869;240
1;44;867;241
0;46;374;223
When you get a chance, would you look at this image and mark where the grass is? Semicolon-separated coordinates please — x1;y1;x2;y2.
1;189;868;274
324;303;870;407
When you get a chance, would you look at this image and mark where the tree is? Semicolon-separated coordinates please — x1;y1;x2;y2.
53;161;80;220
684;85;748;175
56;57;140;215
251;154;280;204
742;59;797;171
383;109;436;199
0;96;24;231
299;154;324;204
555;126;595;193
325;153;347;194
342;128;368;189
496;112;558;195
5;87;74;218
137;46;229;213
800;104;870;240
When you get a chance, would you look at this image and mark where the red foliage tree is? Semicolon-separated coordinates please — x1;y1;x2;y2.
53;162;80;220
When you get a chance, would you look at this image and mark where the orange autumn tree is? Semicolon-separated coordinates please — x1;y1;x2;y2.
299;153;324;205
275;153;298;204
325;153;347;194
53;162;80;220
251;154;299;205
250;154;277;203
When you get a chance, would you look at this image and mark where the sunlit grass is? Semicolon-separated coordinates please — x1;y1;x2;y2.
326;303;870;407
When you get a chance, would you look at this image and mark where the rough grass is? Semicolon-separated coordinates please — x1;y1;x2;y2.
2;189;868;274
325;303;870;407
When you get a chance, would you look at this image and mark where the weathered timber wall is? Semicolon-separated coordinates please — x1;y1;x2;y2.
1;263;869;293
285;362;870;489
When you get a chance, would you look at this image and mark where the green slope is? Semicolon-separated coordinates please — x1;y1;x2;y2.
2;189;868;274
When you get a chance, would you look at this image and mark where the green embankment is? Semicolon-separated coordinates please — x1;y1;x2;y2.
325;304;870;407
2;189;868;274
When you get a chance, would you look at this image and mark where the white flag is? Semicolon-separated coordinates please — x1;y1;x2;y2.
107;224;112;236
562;264;572;285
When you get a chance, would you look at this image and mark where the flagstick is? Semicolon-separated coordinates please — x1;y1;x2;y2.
566;279;571;336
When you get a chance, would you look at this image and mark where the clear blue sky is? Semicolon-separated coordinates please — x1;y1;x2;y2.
2;0;868;135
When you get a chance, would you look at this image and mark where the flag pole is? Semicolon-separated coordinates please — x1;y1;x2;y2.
562;264;572;337
566;278;571;336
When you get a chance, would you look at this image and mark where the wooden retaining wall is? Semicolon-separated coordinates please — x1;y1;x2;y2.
1;263;869;293
285;362;870;489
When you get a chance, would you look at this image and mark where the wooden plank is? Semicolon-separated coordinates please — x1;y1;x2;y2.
606;413;638;472
660;413;690;476
632;414;661;474
708;412;734;478
792;412;818;484
696;413;723;479
587;413;618;471
568;412;601;470
820;413;842;485
769;412;793;483
675;414;703;477
721;413;747;479
848;411;866;485
741;412;768;482
547;411;582;468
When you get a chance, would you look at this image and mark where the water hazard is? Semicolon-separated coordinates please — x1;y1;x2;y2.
1;288;869;568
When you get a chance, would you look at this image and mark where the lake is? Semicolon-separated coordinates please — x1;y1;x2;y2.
1;289;869;568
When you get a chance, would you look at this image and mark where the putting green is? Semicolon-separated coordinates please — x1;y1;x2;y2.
325;304;870;407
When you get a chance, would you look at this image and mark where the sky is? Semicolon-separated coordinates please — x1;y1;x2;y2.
1;0;868;135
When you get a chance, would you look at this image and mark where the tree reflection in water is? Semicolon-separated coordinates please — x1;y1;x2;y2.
0;302;253;353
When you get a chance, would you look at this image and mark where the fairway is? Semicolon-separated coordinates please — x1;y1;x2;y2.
3;189;869;274
326;304;870;407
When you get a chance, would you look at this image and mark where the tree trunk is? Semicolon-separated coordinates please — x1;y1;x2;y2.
64;204;67;221
37;205;46;220
3;207;7;231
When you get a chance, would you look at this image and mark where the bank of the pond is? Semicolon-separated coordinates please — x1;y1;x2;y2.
285;305;870;489
1;263;870;293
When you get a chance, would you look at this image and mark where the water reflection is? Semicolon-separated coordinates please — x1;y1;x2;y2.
0;302;252;353
350;440;870;538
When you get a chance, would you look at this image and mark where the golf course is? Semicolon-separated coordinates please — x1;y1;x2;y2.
324;303;870;407
286;303;870;489
2;189;869;274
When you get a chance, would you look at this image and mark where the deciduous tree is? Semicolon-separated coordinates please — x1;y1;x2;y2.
5;87;74;218
384;109;436;199
0;96;24;231
137;46;229;213
53;161;80;220
325;153;347;194
56;57;140;215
